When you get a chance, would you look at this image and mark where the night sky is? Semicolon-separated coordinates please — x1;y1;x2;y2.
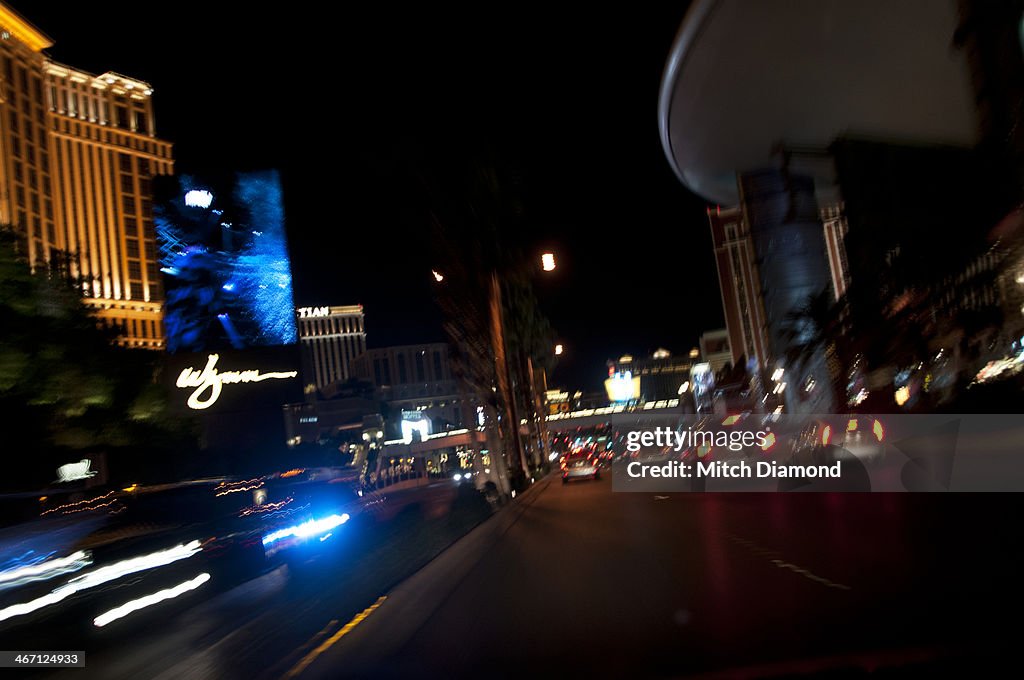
24;2;717;391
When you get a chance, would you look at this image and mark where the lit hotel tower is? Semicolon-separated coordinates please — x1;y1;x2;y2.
707;205;769;371
0;3;173;348
296;305;367;392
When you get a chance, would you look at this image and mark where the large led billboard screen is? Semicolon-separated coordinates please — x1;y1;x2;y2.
154;171;297;354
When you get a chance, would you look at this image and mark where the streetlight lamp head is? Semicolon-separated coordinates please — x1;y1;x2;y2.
432;270;444;283
554;343;563;356
541;253;556;272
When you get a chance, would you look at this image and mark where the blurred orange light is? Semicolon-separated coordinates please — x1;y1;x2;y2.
847;419;858;432
280;468;305;478
821;425;832;446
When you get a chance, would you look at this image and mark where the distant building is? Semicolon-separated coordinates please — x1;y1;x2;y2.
0;3;174;347
707;206;770;371
282;382;379;449
699;329;732;374
606;350;692;403
296;304;367;393
351;343;464;437
706;164;838;414
830;137;1016;359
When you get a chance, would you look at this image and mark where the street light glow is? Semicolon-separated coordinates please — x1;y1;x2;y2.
541;253;556;271
432;270;444;282
555;344;563;355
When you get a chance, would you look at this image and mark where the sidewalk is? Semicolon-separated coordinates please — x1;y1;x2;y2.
289;474;553;679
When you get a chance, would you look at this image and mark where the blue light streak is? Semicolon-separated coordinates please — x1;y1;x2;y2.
261;514;350;548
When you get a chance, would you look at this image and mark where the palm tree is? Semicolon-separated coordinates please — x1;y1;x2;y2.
782;286;851;412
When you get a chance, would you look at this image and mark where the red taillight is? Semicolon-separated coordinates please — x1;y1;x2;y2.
821;425;832;446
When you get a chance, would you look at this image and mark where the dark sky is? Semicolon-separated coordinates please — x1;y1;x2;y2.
23;2;718;392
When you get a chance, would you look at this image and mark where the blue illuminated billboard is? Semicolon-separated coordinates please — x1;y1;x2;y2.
154;171;297;353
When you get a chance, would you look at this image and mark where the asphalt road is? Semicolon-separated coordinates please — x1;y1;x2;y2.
29;481;478;680
300;477;1024;679
31;476;1024;679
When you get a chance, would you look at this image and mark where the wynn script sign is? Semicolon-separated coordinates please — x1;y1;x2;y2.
176;354;298;410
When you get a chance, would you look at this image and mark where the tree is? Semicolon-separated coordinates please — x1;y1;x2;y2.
427;155;556;491
782;286;852;413
0;227;197;490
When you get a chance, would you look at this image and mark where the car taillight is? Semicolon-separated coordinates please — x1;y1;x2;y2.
821;425;832;446
760;432;776;452
873;419;884;442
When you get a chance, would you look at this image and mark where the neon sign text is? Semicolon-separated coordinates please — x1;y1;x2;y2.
176;354;297;409
297;306;329;318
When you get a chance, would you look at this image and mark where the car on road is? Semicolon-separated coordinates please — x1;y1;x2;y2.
788;415;886;465
257;478;371;568
561;452;601;483
0;481;265;642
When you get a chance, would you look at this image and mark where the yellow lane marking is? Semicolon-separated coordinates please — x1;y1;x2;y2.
284;596;388;678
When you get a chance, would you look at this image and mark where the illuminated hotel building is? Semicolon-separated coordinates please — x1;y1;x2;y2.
351;343;464;434
707;206;769;371
297;305;367;392
0;4;173;348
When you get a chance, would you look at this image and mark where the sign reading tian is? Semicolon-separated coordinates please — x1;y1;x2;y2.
176;354;298;410
297;306;329;318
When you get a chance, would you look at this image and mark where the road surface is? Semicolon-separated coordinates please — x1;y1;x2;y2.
33;476;1024;679
300;477;1024;678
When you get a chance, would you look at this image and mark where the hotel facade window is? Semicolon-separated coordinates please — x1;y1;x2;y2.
0;8;174;348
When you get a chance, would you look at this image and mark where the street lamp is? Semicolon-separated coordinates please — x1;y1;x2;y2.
541;252;556;272
554;343;563;356
432;270;444;282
